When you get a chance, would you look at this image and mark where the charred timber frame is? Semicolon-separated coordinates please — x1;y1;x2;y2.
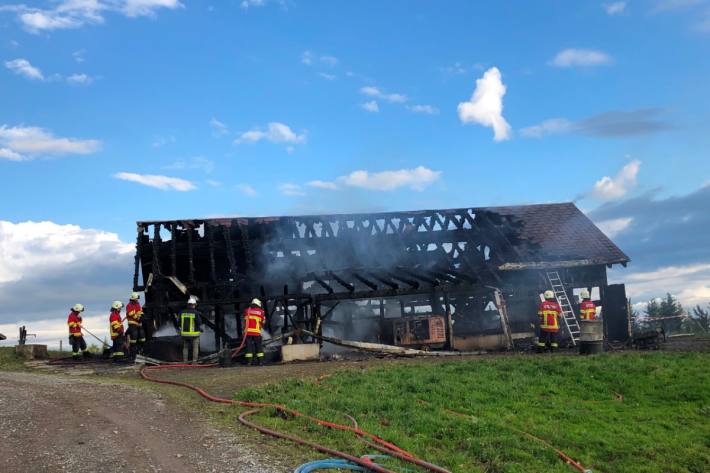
132;208;614;346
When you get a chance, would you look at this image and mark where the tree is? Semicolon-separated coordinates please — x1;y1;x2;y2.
645;298;662;317
645;293;683;333
692;304;710;333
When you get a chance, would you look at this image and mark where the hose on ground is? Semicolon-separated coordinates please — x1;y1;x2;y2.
139;363;451;473
293;455;393;472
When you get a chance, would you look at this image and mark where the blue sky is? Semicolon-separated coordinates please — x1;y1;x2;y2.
1;0;709;345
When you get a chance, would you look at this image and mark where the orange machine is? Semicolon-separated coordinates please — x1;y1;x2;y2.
393;315;447;350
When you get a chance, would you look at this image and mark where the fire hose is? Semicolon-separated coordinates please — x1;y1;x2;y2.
139;362;451;473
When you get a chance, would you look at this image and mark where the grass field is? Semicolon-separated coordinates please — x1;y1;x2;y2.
227;352;710;473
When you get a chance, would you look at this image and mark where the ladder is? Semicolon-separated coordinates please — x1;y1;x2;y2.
546;271;580;346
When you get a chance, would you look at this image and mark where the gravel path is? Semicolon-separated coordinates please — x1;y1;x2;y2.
0;371;288;473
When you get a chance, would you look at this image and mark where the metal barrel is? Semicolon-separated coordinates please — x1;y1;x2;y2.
579;319;604;355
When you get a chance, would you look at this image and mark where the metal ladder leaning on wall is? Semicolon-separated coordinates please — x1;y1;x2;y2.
546;271;581;346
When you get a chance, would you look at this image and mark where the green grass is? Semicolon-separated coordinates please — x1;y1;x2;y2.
0;346;29;370
0;346;66;371
230;353;710;473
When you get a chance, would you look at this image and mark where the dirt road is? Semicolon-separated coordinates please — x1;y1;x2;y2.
0;371;288;473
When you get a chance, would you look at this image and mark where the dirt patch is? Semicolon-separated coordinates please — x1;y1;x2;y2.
0;371;289;473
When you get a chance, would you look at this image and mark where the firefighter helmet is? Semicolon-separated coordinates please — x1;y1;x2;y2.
580;289;591;299
111;300;123;310
544;290;555;300
72;303;85;313
251;298;262;308
130;292;140;301
187;295;198;305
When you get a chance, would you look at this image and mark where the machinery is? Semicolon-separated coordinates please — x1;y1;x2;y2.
393;315;447;350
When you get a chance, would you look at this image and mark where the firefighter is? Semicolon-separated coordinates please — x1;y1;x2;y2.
579;289;597;320
243;298;265;366
125;292;146;360
537;290;562;353
67;304;89;359
109;301;126;360
179;296;202;364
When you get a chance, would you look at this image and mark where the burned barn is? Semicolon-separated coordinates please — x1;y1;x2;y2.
132;203;631;353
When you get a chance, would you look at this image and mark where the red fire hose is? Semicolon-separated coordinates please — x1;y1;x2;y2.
139;363;450;473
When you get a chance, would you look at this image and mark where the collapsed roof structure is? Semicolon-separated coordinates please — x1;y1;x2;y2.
133;203;630;352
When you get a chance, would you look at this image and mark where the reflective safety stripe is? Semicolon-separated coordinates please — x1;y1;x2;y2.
111;351;124;357
536;342;546;347
538;310;559;331
180;312;200;336
256;352;264;358
244;353;253;358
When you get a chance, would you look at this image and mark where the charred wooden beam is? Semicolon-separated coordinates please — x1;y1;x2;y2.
329;271;355;292
351;272;378;291
369;272;399;290
309;273;334;294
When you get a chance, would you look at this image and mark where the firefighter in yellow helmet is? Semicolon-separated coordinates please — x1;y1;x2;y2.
243;298;266;366
109;301;126;361
125;292;146;360
579;289;597;320
537;290;562;353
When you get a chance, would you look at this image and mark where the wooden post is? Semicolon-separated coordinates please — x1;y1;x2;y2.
444;292;454;350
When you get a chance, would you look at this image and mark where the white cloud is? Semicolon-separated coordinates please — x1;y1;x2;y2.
113;172;196;191
235;122;306;145
301;50;339;67
279;183;305;196
236;183;257;196
66;73;93;85
0;125;101;159
550;48;612;67
520;118;573;138
205;179;222;187
4;58;44;80
301;50;314;65
407;104;440;115
240;0;266;9
120;0;183;17
0;220;134;344
617;263;710;308
457;66;511;142
319;72;336;80
0;148;24;161
591;160;641;200
596;217;633;238
360;86;408;104
151;134;175;147
3;0;182;34
652;0;704;14
338;166;441;192
5;58;95;86
361;100;379;112
603;2;627;15
307;180;338;190
72;49;85;63
209;117;228;135
320;55;338;67
163;156;214;174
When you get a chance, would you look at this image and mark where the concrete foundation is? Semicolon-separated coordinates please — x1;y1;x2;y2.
15;344;49;360
281;343;320;362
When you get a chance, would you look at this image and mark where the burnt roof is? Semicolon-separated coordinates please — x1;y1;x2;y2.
481;202;629;269
137;202;629;270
